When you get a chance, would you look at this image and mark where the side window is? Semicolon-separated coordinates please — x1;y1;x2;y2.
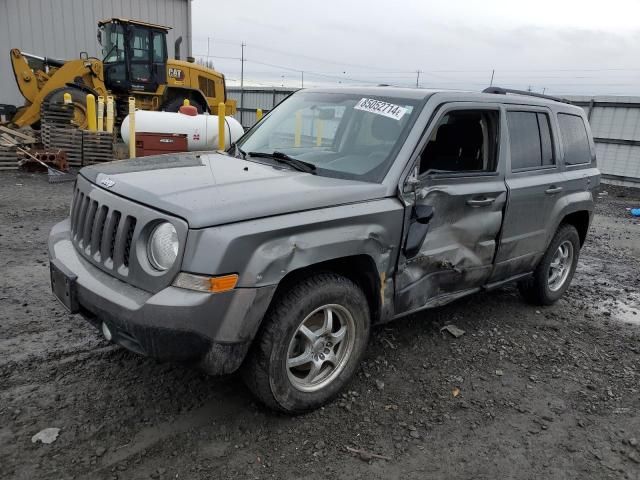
538;113;554;166
198;76;215;97
130;28;151;60
152;32;166;63
558;113;591;165
419;110;499;175
507;111;555;170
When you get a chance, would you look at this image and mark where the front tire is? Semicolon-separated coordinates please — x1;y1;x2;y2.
518;224;580;305
242;274;370;413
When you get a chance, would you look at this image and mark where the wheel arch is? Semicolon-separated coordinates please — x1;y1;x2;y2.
268;255;383;326
559;210;591;246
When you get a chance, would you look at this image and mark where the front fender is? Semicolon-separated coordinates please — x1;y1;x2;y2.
181;199;405;288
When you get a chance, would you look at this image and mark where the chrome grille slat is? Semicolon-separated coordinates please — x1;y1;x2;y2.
111;213;128;270
82;200;98;250
70;189;81;232
123;218;137;268
108;211;122;263
90;205;108;257
75;195;90;243
100;210;119;263
71;191;83;237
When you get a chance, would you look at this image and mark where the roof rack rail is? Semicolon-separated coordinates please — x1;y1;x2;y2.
482;87;572;105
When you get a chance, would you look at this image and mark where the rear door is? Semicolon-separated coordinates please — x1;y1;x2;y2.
395;104;508;314
490;106;564;281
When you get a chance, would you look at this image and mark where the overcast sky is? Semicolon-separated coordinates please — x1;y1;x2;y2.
191;0;640;95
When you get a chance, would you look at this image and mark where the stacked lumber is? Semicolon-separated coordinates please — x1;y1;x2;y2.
0;126;37;171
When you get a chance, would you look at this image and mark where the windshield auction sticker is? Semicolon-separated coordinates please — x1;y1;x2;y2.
354;98;407;120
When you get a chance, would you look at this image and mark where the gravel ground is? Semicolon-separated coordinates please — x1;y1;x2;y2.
1;171;639;480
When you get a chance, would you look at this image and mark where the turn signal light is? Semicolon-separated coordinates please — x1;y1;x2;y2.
209;274;239;293
173;272;239;293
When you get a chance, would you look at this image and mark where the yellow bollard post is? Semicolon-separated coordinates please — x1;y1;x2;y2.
128;97;136;159
86;94;97;132
316;119;324;147
217;102;226;150
294;111;302;147
256;108;263;122
63;92;72;104
183;98;190;107
97;96;104;131
106;96;114;134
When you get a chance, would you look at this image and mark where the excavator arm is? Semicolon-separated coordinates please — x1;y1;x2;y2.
9;48;107;128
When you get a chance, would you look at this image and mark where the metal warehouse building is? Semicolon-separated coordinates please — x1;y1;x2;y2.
0;0;192;107
568;96;640;186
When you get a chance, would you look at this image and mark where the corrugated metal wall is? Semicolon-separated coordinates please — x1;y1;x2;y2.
227;87;297;128
0;0;191;107
566;96;640;184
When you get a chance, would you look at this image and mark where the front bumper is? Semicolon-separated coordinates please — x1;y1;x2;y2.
48;219;275;374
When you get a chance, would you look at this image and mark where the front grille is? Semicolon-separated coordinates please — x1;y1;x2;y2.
67;176;186;293
70;187;136;274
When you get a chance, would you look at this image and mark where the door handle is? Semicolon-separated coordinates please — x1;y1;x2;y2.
545;186;563;195
466;197;496;207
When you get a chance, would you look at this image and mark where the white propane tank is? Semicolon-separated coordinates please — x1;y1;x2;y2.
120;110;245;151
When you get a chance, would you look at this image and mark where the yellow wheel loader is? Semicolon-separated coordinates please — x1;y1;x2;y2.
8;18;236;130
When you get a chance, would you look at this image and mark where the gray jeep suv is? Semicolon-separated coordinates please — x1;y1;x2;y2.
48;86;600;412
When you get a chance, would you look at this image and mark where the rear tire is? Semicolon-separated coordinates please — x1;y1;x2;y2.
44;87;90;129
518;224;580;305
242;274;370;413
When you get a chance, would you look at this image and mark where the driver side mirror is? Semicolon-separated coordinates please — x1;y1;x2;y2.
413;204;434;224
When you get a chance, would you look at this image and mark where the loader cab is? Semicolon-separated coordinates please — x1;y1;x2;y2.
98;18;168;94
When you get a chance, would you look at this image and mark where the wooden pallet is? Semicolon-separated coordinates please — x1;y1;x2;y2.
83;130;114;164
0;126;38;170
43;126;83;166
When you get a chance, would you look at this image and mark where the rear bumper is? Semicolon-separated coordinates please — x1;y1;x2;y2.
48;219;276;374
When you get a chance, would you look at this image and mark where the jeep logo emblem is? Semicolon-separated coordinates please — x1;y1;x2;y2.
168;68;185;80
100;177;115;188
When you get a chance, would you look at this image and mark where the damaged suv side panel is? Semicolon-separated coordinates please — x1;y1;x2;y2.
182;197;405;333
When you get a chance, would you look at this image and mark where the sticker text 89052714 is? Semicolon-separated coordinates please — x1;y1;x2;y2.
354;98;408;121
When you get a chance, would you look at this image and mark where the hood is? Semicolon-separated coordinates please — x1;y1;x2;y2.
80;153;388;228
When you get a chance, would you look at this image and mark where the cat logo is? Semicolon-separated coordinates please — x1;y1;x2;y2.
168;68;185;81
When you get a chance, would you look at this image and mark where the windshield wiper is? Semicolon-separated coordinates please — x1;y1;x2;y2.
247;151;316;174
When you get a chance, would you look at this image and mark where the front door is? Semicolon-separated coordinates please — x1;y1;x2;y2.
396;105;507;314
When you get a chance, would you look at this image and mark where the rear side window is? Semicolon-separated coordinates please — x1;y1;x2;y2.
507;111;555;170
558;113;591;165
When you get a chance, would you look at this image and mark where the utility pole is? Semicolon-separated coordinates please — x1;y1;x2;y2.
240;42;246;127
301;71;304;88
416;70;421;88
490;69;495;87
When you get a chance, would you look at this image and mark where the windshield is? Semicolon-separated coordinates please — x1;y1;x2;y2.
237;91;422;182
101;23;125;63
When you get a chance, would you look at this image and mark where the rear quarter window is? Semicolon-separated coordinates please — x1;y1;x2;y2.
558;113;592;165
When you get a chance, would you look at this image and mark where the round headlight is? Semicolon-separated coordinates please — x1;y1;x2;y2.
147;222;178;271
